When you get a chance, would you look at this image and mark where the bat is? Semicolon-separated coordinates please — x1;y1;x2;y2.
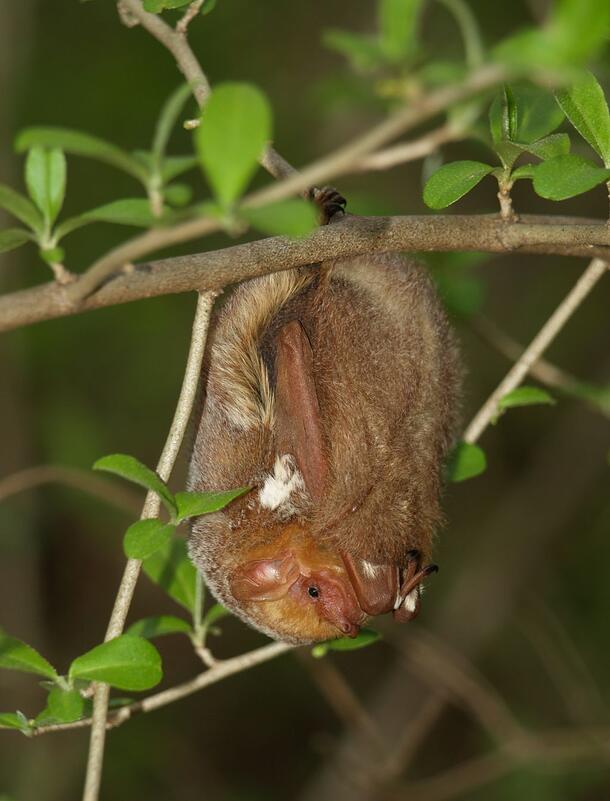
187;193;461;644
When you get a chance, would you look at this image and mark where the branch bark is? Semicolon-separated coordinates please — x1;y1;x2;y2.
2;214;609;333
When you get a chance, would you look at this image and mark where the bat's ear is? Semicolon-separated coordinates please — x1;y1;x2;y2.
340;552;399;617
274;320;327;502
231;553;300;602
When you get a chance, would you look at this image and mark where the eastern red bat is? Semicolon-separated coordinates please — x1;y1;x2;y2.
188;196;461;644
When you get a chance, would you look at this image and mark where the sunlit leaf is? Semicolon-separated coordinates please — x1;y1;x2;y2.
160;155;198;182
93;454;177;517
0;228;31;255
69;635;162;691
25;147;66;225
0;184;44;233
0;711;31;734
378;0;423;63
423;161;494;209
0;631;57;679
123;519;175;560
35;687;87;725
152;84;193;170
203;604;231;628
174;487;249;523
490;86;564;145
196;83;271;207
242;199;318;238
498;386;556;412
16;127;148;183
312;629;381;658
556;72;610;166
446;442;487;482
532;154;610;200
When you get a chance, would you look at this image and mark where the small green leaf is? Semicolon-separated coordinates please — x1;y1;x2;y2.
378;0;423;63
556;72;610;167
35;687;87;725
446;442;487;483
16;127;149;184
0;631;57;679
160;155;198;182
152;84;193;171
143;539;197;612
93;454;177;517
0;184;44;233
84;199;156;227
0;228;31;254
203;603;231;628
126;615;192;639
174;487;249;523
164;183;193;207
532;154;610;200
0;712;31;732
25;147;66;225
511;164;537;180
39;246;65;265
520;133;571;161
498;386;556;412
242;199;318;238
69;635;162;691
143;0;166;10
423;161;494;209
123;519;175;560
322;30;385;72
201;0;218;14
329;628;381;651
490;86;564;145
196;83;271;208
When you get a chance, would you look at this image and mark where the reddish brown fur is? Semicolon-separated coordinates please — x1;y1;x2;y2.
188;253;461;644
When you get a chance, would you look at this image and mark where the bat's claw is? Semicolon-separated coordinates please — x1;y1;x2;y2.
392;558;439;623
308;186;347;225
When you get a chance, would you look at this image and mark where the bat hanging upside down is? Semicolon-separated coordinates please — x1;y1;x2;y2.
188;190;461;644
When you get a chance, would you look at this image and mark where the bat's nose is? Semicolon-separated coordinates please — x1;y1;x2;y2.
339;620;360;638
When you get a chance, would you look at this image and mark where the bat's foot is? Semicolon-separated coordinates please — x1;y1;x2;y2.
393;550;439;623
308;186;347;225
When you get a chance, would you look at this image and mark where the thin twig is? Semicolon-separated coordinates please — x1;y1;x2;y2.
354;124;460;172
175;0;204;35
32;641;291;737
82;291;216;801
0;464;141;514
3;214;610;334
464;257;609;443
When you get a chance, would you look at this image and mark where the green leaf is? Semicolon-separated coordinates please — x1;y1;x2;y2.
203;603;231;628
556;72;610;167
126;615;192;639
83;199;156;227
0;184;44;233
35;687;87;725
532;154;610;200
143;538;197;612
490;86;564;145
446;442;487;483
174;487;249;523
25;147;66;225
378;0;423;63
69;635;162;691
201;0;218;14
312;628;381;658
322;30;385;72
164;182;193;207
520;133;571;161
123;519;175;560
196;83;271;208
0;631;57;679
0;712;31;732
16;127;148;184
39;246;65;265
152;84;193;171
242;199;318;238
511;164;537;180
160;155;198;182
0;228;31;255
423;161;494;209
498;386;556;412
143;0;165;10
93;454;177;517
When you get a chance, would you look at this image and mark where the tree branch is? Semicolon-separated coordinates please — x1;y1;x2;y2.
2;214;609;333
82;291;215;801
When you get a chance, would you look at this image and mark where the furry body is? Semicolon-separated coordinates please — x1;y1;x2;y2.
188;253;461;643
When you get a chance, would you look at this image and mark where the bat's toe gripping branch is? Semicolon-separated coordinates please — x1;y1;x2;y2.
308;186;347;225
393;550;439;623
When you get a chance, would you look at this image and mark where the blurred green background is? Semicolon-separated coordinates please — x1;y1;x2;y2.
0;1;609;800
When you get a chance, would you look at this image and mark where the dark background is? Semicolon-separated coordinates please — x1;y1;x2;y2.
0;2;609;800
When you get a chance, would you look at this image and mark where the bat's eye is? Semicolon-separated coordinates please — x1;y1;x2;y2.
308;586;320;599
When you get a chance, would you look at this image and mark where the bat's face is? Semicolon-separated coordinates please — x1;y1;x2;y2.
229;524;366;642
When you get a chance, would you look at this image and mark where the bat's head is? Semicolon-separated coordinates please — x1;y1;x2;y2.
228;530;366;644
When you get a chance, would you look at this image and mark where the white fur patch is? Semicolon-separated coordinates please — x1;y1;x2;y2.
361;560;381;579
259;455;304;512
394;588;419;612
